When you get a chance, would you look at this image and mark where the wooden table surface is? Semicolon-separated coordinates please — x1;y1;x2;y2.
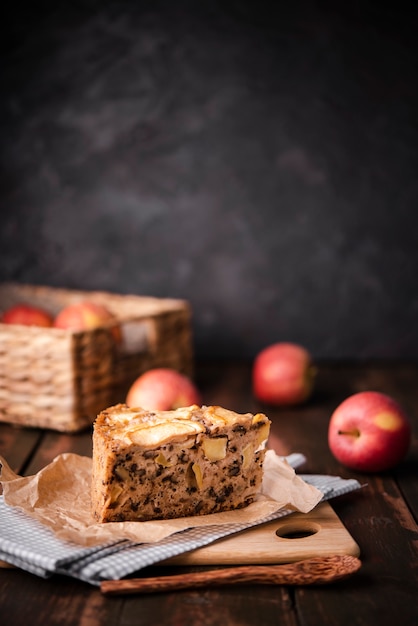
1;361;417;626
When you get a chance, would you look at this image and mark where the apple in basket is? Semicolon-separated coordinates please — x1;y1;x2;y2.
126;368;201;411
252;342;316;405
328;391;411;472
53;301;121;342
1;303;54;327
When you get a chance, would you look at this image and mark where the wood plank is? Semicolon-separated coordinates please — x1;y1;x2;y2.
0;422;42;474
297;474;418;626
161;502;360;566
0;569;123;626
118;585;298;626
21;428;94;475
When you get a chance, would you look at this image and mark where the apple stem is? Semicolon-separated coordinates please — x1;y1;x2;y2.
338;429;361;438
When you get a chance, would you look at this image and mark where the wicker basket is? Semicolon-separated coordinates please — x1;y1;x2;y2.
0;283;194;432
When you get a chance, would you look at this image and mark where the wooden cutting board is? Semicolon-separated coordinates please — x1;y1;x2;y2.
162;501;360;566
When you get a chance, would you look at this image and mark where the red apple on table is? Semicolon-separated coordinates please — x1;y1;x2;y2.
1;303;54;327
328;391;411;472
53;301;121;342
126;368;201;411
252;342;316;405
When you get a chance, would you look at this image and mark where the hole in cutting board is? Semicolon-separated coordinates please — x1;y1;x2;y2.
275;521;320;540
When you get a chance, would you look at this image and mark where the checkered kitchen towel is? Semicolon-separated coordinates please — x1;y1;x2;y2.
0;454;362;586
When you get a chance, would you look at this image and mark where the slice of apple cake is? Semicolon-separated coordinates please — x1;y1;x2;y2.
91;403;271;522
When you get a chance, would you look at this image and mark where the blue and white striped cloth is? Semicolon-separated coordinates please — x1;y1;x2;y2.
0;454;362;586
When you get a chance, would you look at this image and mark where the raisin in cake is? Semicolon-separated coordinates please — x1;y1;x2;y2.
91;403;271;522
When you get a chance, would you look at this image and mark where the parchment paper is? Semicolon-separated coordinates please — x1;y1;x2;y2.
0;450;322;547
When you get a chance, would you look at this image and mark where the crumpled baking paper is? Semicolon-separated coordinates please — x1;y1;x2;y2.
0;449;322;547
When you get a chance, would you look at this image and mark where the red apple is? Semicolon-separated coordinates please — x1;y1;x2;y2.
252;342;316;405
54;301;121;341
126;368;201;411
1;303;53;327
328;391;411;472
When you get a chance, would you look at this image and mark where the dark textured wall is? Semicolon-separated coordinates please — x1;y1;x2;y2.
1;1;417;359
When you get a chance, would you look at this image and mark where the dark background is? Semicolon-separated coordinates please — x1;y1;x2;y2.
1;1;417;360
